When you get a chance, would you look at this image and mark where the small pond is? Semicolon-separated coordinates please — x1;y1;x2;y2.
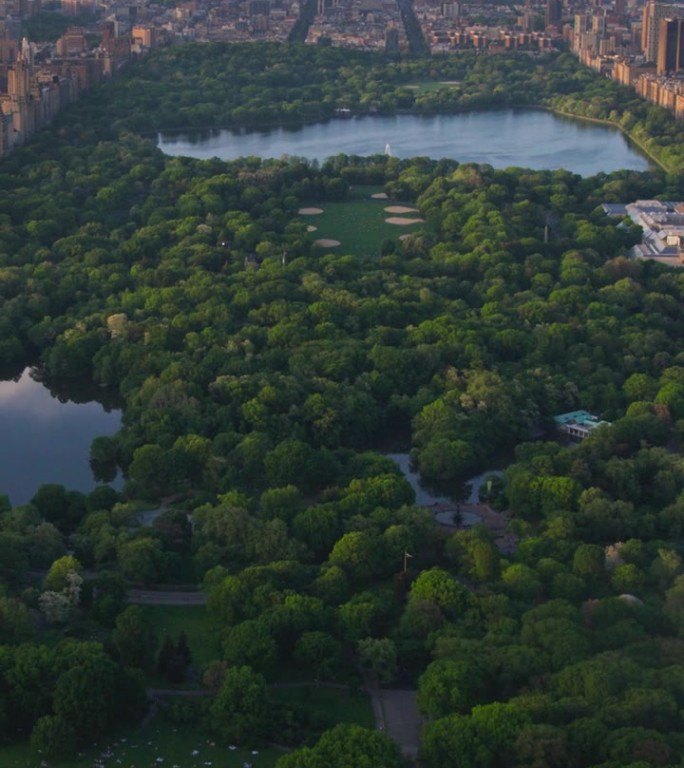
0;368;122;507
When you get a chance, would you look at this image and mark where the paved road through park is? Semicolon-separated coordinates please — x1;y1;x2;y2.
379;688;422;759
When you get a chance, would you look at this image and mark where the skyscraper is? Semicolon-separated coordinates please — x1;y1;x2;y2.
546;0;562;30
657;17;684;73
642;1;684;63
385;24;400;53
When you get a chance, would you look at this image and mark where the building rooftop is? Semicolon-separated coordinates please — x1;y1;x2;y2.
609;199;684;267
554;410;611;438
601;203;627;216
553;409;606;426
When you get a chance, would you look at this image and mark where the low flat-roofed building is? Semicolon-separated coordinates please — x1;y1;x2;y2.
554;410;611;440
601;203;628;216
609;199;684;266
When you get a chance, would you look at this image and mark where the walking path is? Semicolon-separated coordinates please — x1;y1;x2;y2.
127;589;206;605
359;668;422;759
432;500;517;554
147;687;212;698
146;680;422;758
381;689;422;759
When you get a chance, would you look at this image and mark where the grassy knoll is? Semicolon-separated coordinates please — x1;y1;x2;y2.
303;185;424;257
144;604;218;671
0;719;283;768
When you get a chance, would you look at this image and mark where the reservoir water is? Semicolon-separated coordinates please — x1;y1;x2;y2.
0;369;122;507
157;110;651;175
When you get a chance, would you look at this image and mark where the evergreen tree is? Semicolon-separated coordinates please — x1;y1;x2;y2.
176;630;192;669
157;635;175;678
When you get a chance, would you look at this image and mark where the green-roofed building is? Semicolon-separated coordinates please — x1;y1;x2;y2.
553;410;611;440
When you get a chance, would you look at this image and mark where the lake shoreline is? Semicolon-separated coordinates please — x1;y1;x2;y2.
156;109;651;176
0;368;122;506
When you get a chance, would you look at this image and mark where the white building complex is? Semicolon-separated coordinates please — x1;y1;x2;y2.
603;199;684;266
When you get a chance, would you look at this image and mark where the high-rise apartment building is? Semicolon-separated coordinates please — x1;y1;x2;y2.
546;0;562;29
385;24;399;52
657;17;684;73
642;0;684;62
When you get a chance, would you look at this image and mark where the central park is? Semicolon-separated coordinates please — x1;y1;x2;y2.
3;40;684;768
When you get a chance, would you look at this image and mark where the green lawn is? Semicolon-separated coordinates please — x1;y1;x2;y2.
272;685;375;731
302;186;424;257
0;687;373;768
0;719;284;768
143;604;219;671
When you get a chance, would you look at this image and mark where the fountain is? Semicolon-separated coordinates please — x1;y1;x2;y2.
385;143;392;157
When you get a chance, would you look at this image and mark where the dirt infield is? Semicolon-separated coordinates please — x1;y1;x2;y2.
314;238;341;247
306;225;318;232
371;192;389;199
298;207;324;214
385;217;425;225
384;205;419;214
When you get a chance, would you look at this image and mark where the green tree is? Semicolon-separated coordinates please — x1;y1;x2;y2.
30;714;76;759
52;654;120;745
409;568;468;619
513;723;568;768
152;508;192;553
117;537;163;583
25;522;65;568
572;543;605;579
43;555;82;592
222;620;278;676
358;637;397;685
31;485;86;533
471;539;501;582
294;631;342;683
337;592;385;643
421;702;529;768
156;631;193;683
89;436;119;483
276;723;405;768
0;532;27;584
112;605;157;671
417;659;486;719
209;665;269;744
0;596;34;644
328;531;384;584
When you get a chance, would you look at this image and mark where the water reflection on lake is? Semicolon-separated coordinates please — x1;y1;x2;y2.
158;111;651;176
0;368;122;507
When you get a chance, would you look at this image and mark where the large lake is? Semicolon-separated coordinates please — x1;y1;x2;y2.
157;110;651;175
0;369;122;507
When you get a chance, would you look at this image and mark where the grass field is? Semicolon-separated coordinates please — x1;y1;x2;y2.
302;185;424;257
271;686;375;731
143;604;219;671
0;719;284;768
0;687;374;768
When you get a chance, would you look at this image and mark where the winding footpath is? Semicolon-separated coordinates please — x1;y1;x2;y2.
127;589;206;605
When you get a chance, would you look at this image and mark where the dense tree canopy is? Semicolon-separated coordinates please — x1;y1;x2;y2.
2;40;684;767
